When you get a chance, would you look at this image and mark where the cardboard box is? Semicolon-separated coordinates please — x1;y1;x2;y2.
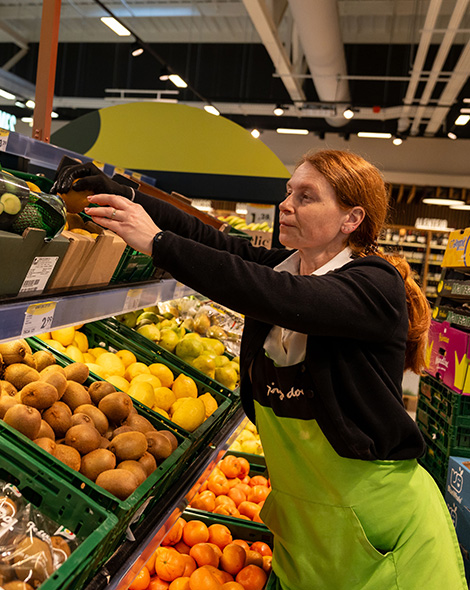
244;230;272;248
46;230;95;290
445;456;470;582
0;228;69;298
443;228;470;268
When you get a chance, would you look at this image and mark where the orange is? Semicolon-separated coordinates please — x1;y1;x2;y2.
162;518;185;546
221;583;245;590
235;565;268;590
169;577;190;590
244;550;263;568
247;486;270;504
233;483;251;498
155;547;186;582
219;543;246;576
149;577;170;590
214;496;237;510
188;567;223;590
213;504;240;518
208;524;233;550
182;520;210;547
129;566;151;590
227;487;246;507
147;550;157;575
191;491;216;512
238;501;261;521
219;455;243;478
262;555;272;575
249;476;269;488
237;457;250;479
200;565;232;584
231;539;250;552
180;554;197;577
207;474;230;496
189;543;220;568
226;478;241;489
174;540;191;555
250;542;272;557
206;543;223;559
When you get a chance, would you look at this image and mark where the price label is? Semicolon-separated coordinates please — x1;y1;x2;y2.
21;302;57;336
245;204;274;227
19;256;59;294
0;129;9;152
123;288;143;311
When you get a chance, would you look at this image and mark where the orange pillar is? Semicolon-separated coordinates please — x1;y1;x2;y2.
32;0;62;143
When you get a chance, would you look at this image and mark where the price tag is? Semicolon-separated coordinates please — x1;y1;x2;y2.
19;256;59;294
21;302;57;336
123;288;143;311
0;129;9;152
245;204;275;227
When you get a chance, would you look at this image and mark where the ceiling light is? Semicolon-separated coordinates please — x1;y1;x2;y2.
455;114;470;126
0;89;15;100
131;46;144;57
448;131;457;140
392;137;403;146
460;108;470;114
422;198;465;206
159;66;170;81
168;74;187;88
357;132;392;139
450;203;470;210
14;101;26;108
25;100;35;109
204;105;220;116
276;128;309;135
273;105;284;116
100;17;131;37
51;111;59;118
343;107;354;120
251;129;260;139
20;117;33;127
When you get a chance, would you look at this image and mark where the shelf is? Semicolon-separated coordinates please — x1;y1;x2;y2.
0;279;196;343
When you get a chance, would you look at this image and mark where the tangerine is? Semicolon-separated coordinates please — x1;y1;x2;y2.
235;564;268;590
219;455;243;478
188;567;223;590
247;486;270;504
232;539;250;551
129;566;151;590
207;474;230;496
250;542;272;557
208;524;233;549
201;565;231;584
174;540;191;555
238;501;261;521
233;483;251;497
155;548;186;582
221;583;245;590
226;477;241;489
219;543;246;576
191;491;216;512
227;487;246;507
180;554;197;577
168;577;190;590
214;496;237;510
162;518;185;546
249;476;268;488
148;577;170;590
213;504;240;517
237;458;250;478
189;543;220;568
183;520;210;547
244;550;263;568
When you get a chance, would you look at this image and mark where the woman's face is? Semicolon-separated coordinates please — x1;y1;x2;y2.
279;162;352;253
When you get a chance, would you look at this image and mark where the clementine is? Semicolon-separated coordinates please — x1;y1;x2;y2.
191;491;216;512
129;566;150;590
174;540;191;555
162;518;185;546
233;483;251;497
219;543;246;576
201;565;231;584
189;543;220;568
227;487;246;507
207;473;230;496
262;555;272;575
168;577;191;590
188;567;223;590
237;457;250;478
155;548;186;582
221;583;245;590
219;455;242;478
183;520;210;547
207;543;223;559
250;542;272;557
149;577;170;590
213;504;240;517
146;550;157;575
180;554;197;577
208;524;233;549
232;539;250;551
235;564;268;590
214;496;237;510
249;476;269;488
226;477;241;489
244;550;263;568
238;501;261;521
247;486;270;504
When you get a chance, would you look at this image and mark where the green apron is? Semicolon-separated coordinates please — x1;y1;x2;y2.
252;354;467;590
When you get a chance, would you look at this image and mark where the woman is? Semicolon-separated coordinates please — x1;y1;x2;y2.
55;150;466;589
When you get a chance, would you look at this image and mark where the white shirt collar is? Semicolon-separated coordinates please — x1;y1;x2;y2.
274;246;353;276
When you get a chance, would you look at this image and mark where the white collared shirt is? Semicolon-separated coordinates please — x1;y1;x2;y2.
263;247;354;366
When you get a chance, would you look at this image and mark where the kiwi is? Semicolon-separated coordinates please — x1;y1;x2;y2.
145;431;173;462
111;425;134;438
33;437;56;454
54;444;81;471
109;431;148;461
13;536;53;584
4;364;40;390
22;353;37;369
88;381;116;405
0;396;19;418
39;370;67;398
32;350;56;372
74;404;109;435
42;401;73;437
80;448;116;481
0;380;18;397
99;436;110;449
61;381;91;410
39;364;66;379
3;405;41;439
139;452;157;476
117;460;148;486
98;391;133;423
20;381;59;410
37;420;55;440
124;413;155;434
0;340;28;365
70;413;93;427
65;423;101;455
95;469;139;500
64;362;89;384
51;536;71;567
159;429;179;452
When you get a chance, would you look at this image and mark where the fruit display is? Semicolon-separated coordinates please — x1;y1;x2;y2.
0;338;181;500
218;215;273;234
229;421;264;456
0;170;30;230
189;454;270;523
128;515;272;589
36;324;221;434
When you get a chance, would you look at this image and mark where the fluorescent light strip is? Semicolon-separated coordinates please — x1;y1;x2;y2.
450;204;470;210
422;198;465;206
357;132;392;139
0;89;15;100
204;105;220;116
276;128;309;135
455;114;470;126
168;74;187;88
25;100;35;109
100;17;131;37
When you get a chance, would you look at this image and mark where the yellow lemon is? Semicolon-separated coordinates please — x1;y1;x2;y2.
50;327;76;347
131;374;162;389
46;340;67;353
89;347;107;358
37;332;51;341
115;349;137;368
199;392;218;418
96;352;126;377
127;381;155;407
153;387;176;412
169;398;187;416
125;362;151;381
72;331;89;353
172;374;198;399
148;363;174;388
83;352;95;363
85;363;108;379
152;407;170;420
65;345;84;363
107;375;130;392
171;398;206;432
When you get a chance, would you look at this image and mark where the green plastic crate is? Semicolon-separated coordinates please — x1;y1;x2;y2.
0;431;118;590
21;337;193;539
417;429;449;492
3;168;54;193
80;321;238;446
101;316;240;400
416;400;470;458
419;374;470;425
110;246;155;284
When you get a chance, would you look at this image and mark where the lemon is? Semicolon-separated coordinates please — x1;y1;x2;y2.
36;332;51;341
201;337;225;356
65;345;84;363
107;375;130;392
131;373;162;389
199;392;218;418
89;347;107;358
72;331;89;353
83;352;95;363
152;407;170;420
116;349;137;368
215;366;238;390
169;398;187;416
96;352;126;377
192;354;216;379
128;381;155;407
153;387;176;412
46;340;67;353
172;374;198;399
50;327;76;347
158;329;180;353
85;362;108;379
148;363;174;388
125;362;150;381
137;323;160;341
172;398;206;432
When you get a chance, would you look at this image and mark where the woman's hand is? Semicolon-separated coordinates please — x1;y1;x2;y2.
84;193;161;256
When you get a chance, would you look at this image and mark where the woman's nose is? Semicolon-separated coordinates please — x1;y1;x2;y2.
279;194;294;212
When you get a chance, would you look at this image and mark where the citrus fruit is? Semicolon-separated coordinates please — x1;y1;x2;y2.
125;362;151;381
116;349;137;368
171;398;206;432
149;363;174;388
96;352;126;377
65;345;84;363
131;373;162;389
153;387;177;412
50;327;76;347
128;381;155;407
199;392;218;418
172;374;198;399
106;375;130;392
72;331;89;352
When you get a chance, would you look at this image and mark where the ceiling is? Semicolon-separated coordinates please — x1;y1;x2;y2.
0;0;469;141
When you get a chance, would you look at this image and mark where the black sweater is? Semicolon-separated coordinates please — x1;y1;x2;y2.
135;191;426;461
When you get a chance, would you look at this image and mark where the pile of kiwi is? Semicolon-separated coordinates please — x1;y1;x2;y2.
0;339;180;501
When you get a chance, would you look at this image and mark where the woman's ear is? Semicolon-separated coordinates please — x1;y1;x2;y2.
342;206;365;234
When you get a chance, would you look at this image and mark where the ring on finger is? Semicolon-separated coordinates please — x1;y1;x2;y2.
110;208;117;219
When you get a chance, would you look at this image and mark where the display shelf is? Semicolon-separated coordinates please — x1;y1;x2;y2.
83;405;246;590
0;279;196;342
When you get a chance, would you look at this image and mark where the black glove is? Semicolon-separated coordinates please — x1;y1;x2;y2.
52;161;134;199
